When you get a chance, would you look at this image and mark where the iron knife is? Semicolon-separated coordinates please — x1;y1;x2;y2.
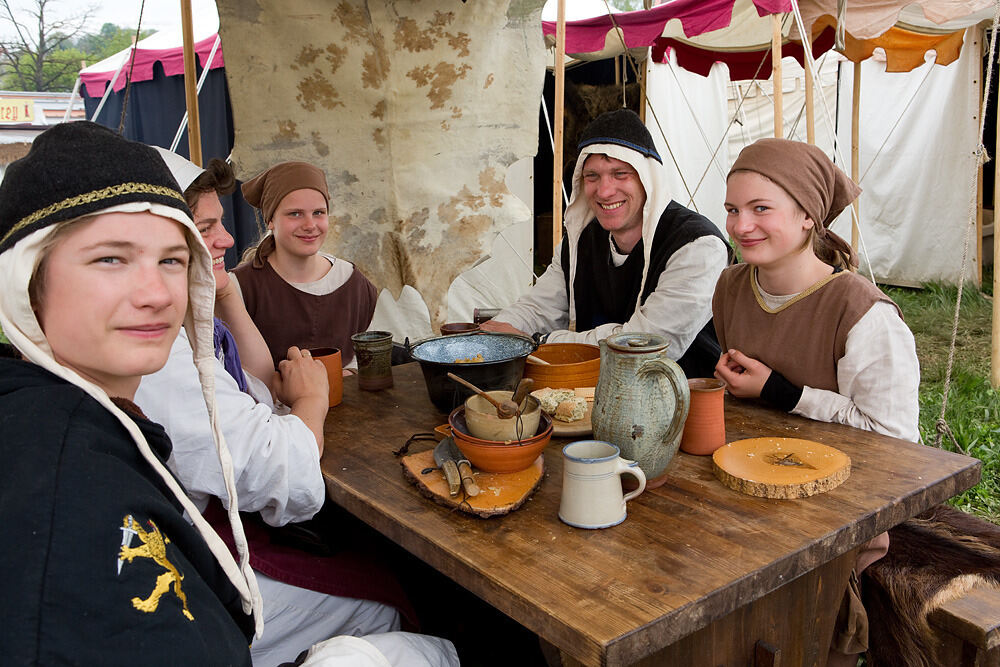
433;438;462;497
442;437;480;497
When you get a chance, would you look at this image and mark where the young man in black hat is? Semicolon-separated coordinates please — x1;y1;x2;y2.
482;109;730;378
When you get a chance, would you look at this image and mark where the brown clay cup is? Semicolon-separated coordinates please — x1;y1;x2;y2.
351;331;394;391
440;322;480;336
680;378;726;455
308;347;343;408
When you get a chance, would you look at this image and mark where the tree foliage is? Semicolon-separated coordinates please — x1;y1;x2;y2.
0;0;152;92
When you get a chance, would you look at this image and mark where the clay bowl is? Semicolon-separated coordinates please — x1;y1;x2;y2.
523;342;601;389
448;407;553;474
440;322;481;336
464;391;541;441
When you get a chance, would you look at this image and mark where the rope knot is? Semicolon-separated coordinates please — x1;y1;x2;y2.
975;144;990;167
934;418;966;455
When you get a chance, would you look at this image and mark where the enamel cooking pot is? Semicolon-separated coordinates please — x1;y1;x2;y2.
407;332;536;413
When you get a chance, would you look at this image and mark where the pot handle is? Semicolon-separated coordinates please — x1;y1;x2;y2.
636;359;689;450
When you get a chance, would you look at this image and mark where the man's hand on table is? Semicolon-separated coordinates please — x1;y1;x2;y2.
479;320;528;336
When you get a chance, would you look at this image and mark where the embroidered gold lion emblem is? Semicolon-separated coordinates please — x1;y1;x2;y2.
118;515;194;621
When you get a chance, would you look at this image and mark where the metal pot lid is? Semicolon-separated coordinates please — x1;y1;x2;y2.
605;332;669;353
410;332;535;364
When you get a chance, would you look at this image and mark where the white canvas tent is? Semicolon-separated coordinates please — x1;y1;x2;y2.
645;26;984;287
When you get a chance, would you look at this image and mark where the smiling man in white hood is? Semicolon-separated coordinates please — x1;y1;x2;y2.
482;109;730;377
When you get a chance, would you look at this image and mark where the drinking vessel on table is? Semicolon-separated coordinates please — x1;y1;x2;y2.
559;440;646;529
680;378;726;455
351;331;394;391
308;347;343;407
440;322;480;336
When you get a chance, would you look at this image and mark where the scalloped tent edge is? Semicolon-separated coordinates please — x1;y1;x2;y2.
542;0;994;77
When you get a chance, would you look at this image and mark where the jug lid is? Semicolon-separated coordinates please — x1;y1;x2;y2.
605;332;669;353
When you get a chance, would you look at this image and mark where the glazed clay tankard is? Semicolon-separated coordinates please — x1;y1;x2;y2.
591;332;690;486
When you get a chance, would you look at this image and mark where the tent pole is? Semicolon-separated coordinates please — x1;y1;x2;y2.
772;14;783;138
805;36;815;144
993;44;1000;388
180;0;202;166
62;71;82;124
851;60;861;253
90;42;133;123
977;31;984;289
639;0;651;122
553;0;566;252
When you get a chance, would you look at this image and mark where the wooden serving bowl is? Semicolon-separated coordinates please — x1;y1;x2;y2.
523;342;600;389
448;407;552;473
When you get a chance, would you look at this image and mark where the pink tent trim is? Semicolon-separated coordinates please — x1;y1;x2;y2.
540;0;791;55
80;33;225;98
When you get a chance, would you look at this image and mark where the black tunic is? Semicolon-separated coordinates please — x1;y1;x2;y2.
563;201;731;378
0;358;253;666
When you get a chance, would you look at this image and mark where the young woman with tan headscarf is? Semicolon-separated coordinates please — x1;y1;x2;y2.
712;138;920;667
713;138;918;441
230;162;378;371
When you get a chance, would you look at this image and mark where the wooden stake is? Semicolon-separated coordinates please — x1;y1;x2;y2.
851;61;861;253
772;14;783;138
553;0;566;251
180;0;202;167
804;36;815;145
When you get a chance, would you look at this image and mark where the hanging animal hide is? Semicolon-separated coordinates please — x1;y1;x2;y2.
862;504;1000;667
216;0;545;331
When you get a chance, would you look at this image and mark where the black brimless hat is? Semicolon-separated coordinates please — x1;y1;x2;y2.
0;121;189;253
577;108;662;164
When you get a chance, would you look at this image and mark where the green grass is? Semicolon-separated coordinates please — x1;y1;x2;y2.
883;266;999;522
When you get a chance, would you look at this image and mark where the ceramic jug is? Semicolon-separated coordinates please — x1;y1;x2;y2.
591;332;690;484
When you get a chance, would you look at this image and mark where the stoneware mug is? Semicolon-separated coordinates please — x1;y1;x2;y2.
308;347;343;408
559;440;646;529
351;331;394;391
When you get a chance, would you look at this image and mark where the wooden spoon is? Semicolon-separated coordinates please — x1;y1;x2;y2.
510;378;535;417
527;354;550;365
447;372;518;418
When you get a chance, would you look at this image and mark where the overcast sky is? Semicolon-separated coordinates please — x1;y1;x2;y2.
0;0;218;41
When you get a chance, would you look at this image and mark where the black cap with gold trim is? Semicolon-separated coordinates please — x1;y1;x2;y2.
0;121;189;253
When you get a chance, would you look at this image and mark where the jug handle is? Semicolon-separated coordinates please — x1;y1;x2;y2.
636;359;690;450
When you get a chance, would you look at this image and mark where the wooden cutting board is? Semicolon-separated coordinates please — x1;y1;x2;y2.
712;437;851;499
400;448;545;518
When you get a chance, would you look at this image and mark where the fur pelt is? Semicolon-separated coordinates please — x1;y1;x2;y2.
862;505;1000;667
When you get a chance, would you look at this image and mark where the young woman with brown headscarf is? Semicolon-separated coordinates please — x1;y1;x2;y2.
231;161;378;370
713;138;918;441
712;138;921;667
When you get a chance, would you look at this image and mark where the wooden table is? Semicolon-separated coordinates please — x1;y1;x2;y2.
321;363;980;666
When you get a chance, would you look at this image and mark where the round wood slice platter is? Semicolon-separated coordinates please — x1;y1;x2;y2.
712;437;851;499
550;401;592;438
401;448;544;518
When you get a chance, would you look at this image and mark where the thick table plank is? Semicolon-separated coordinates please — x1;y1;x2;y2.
322;363;981;666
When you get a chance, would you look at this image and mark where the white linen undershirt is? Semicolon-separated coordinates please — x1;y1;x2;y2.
755;279;921;442
495;234;728;357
